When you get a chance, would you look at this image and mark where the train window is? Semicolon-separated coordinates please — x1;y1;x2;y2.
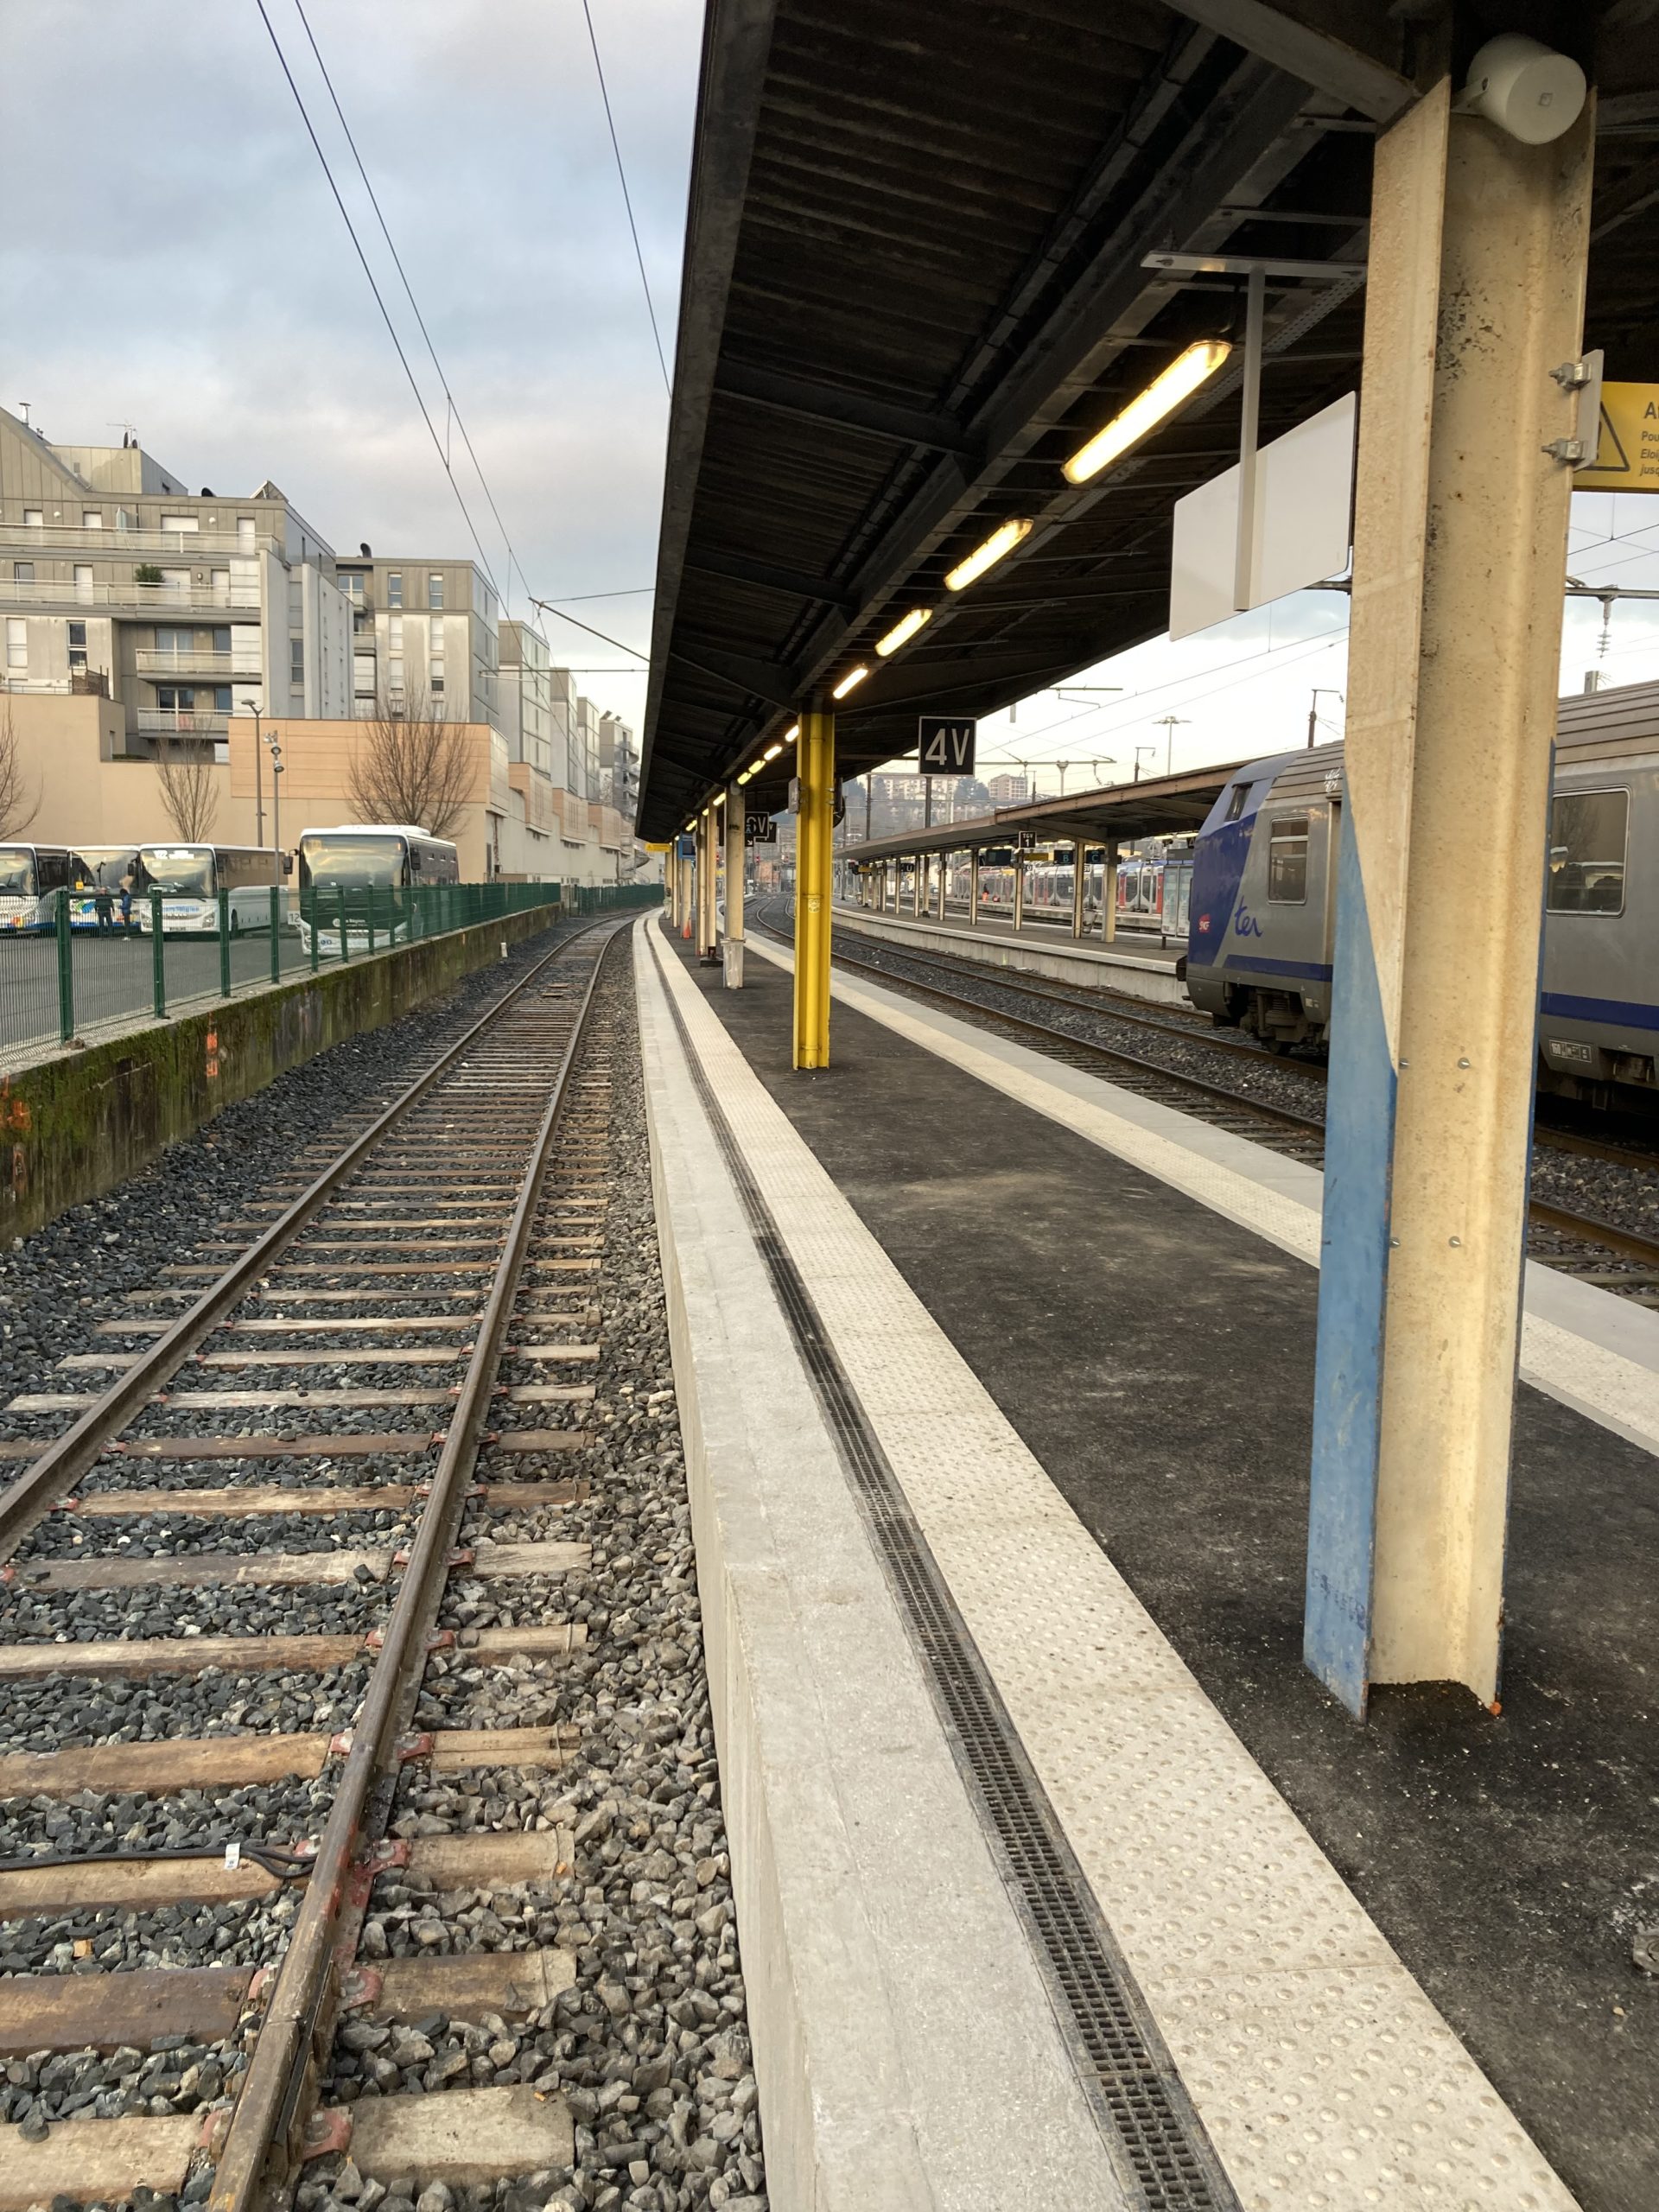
1268;815;1309;903
1548;789;1627;915
1224;783;1249;822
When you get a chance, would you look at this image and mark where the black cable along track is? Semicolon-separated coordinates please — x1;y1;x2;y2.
655;931;1239;2212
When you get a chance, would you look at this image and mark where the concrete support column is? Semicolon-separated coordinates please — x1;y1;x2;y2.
1012;849;1025;932
1071;840;1086;940
696;809;719;963
1306;82;1594;1718
722;785;745;988
969;848;980;928
912;855;922;918
792;710;834;1069
1103;841;1117;943
937;851;948;920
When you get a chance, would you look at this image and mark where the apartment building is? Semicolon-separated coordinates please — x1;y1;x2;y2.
0;405;350;752
333;554;499;729
986;772;1029;805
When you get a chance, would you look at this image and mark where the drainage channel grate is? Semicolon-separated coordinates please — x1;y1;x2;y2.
665;980;1238;2212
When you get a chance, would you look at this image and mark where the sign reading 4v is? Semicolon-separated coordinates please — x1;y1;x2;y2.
918;715;976;775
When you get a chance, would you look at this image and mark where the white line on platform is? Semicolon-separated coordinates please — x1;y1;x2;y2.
652;924;1576;2212
748;929;1659;1462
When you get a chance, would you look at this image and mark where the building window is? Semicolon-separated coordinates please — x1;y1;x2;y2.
340;572;364;603
289;638;305;686
287;578;302;625
210;568;230;605
428;573;443;610
213;686;232;714
212;626;231;655
6;618;26;670
386;572;403;607
1548;789;1628;915
82;510;102;529
354;608;372;635
22;509;41;528
237;517;256;552
73;564;92;604
12;562;33;585
387;613;403;652
1267;814;1309;904
67;618;86;672
158;687;195;711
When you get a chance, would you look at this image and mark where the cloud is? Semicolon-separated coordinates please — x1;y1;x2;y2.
0;0;695;724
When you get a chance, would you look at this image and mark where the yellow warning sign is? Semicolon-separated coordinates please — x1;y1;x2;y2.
1577;383;1659;493
644;841;672;853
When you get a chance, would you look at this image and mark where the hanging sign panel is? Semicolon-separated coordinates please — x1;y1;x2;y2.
918;715;976;774
1169;391;1357;640
1576;384;1659;492
745;813;778;844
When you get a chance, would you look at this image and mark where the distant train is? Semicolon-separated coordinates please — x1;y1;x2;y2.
1184;683;1659;1106
969;840;1195;941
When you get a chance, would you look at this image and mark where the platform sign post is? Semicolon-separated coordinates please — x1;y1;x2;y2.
1306;80;1592;1719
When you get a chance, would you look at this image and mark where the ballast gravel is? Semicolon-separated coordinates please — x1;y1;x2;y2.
310;948;769;2212
0;1660;372;1752
0;1775;332;1860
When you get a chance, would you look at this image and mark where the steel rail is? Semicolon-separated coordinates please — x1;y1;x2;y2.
759;910;1659;1273
0;916;608;1562
206;919;620;2212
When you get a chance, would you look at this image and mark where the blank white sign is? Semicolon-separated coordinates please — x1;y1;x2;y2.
1168;391;1357;640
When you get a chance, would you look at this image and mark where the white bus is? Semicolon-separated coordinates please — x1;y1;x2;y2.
135;844;283;935
0;844;79;932
69;846;141;932
297;824;461;956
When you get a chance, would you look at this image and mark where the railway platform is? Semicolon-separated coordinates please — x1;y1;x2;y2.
639;912;1659;2212
830;898;1190;1006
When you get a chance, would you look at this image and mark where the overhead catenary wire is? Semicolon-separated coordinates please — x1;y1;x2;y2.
252;0;506;605
288;0;531;617
580;0;672;396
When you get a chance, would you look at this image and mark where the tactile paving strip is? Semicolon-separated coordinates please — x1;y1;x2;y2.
658;973;1237;2212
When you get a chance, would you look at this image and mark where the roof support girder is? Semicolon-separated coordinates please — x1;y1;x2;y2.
1158;1;1418;123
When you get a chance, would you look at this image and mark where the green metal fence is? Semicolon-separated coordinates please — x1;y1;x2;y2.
0;879;660;1068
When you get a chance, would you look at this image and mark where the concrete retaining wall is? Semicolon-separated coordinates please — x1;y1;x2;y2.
0;906;563;1239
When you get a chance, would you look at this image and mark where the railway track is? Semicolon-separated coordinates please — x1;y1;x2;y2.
0;917;638;2209
757;903;1659;1301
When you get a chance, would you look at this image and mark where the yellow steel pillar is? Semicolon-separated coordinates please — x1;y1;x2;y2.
792;710;834;1068
1071;840;1086;939
696;808;719;961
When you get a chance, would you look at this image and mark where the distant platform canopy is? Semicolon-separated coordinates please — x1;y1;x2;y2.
639;0;1659;840
844;759;1245;865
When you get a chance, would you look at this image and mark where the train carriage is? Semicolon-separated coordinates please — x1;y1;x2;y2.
1185;680;1659;1102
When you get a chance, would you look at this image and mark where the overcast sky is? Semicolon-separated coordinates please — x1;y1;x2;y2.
6;0;1657;789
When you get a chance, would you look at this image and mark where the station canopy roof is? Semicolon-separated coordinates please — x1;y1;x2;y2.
639;0;1659;841
845;759;1246;864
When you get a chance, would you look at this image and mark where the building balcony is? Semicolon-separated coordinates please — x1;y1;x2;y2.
134;648;241;679
0;578;260;616
0;523;281;559
136;708;228;737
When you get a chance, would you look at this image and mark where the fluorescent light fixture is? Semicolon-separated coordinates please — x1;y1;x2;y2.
1062;340;1231;486
875;607;931;657
785;722;799;741
831;664;870;698
763;741;785;762
944;518;1033;592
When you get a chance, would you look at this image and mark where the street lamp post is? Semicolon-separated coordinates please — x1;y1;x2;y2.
248;705;264;847
266;731;283;872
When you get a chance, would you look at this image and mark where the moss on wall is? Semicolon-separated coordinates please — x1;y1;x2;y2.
0;906;563;1239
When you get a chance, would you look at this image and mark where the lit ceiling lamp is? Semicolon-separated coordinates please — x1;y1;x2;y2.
875;607;931;657
763;740;786;761
945;518;1033;592
1062;340;1231;485
831;665;869;698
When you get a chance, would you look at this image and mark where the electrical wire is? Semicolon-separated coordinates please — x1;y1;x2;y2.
252;0;505;605
527;595;649;660
580;0;672;395
289;0;530;616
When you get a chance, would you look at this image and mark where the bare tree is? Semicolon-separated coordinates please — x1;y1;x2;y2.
155;739;220;842
346;685;474;840
0;703;40;841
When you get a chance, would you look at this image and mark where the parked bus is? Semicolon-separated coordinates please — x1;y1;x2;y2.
135;844;283;935
69;846;141;932
0;844;78;931
297;824;461;956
